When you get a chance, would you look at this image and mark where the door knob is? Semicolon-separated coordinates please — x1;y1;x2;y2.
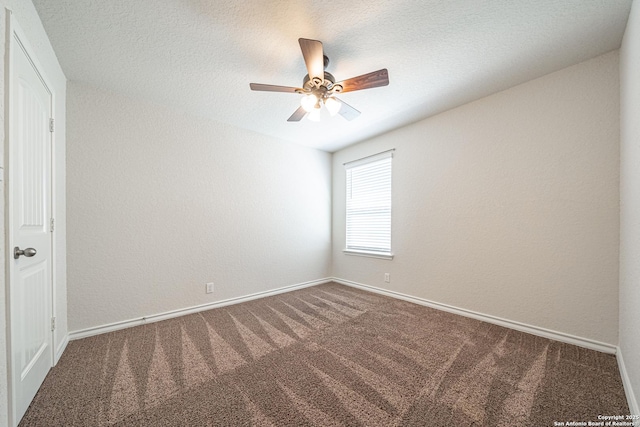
14;247;37;259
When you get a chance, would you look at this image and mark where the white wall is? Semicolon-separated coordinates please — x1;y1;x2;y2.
0;1;67;425
333;51;620;345
66;82;332;332
620;0;640;414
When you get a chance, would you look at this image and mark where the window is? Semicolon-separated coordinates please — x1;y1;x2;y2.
344;150;394;259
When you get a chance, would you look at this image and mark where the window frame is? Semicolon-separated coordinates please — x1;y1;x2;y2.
343;149;394;260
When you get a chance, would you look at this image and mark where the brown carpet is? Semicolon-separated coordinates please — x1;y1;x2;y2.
20;282;628;426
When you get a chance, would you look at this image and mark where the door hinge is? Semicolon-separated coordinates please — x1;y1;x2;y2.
51;317;56;331
50;218;55;232
49;118;54;133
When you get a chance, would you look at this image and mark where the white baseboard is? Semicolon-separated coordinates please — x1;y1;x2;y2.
69;278;333;341
62;276;637;416
617;347;640;421
54;333;69;365
332;277;617;355
66;276;617;355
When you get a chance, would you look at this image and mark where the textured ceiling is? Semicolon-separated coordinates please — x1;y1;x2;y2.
33;0;632;152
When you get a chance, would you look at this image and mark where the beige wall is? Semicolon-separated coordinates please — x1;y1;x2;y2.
66;82;332;332
333;51;620;345
620;0;640;414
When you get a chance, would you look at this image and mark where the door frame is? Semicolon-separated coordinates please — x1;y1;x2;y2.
4;12;59;427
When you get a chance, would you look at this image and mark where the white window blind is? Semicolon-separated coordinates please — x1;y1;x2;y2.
345;150;393;258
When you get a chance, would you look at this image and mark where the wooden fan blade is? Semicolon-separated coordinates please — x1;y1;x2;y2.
334;97;360;121
334;69;389;93
250;83;302;93
299;38;324;84
287;105;307;122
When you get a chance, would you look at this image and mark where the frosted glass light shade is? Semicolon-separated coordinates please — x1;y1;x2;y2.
324;97;341;116
308;107;321;121
300;94;318;112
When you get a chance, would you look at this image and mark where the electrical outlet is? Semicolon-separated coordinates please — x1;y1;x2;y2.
384;273;390;283
206;282;214;294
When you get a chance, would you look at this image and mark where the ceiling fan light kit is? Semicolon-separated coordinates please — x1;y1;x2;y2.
301;93;341;117
324;97;341;116
250;38;389;122
308;108;322;122
300;93;320;112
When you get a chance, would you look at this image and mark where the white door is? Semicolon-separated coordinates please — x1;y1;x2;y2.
9;27;54;425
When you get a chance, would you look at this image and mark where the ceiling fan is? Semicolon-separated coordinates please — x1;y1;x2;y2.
250;38;389;122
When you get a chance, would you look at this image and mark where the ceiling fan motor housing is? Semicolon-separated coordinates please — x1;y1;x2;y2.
301;71;343;99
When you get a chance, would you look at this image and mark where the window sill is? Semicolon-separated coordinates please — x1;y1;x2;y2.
343;249;394;260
